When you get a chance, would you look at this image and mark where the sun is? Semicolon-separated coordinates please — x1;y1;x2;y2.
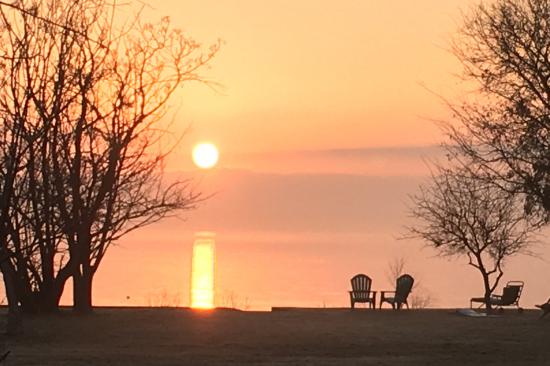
192;143;219;169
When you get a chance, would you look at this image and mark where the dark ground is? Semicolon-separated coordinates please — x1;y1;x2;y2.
1;307;548;365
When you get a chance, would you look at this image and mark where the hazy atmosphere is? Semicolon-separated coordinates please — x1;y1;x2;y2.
70;0;549;310
2;0;550;364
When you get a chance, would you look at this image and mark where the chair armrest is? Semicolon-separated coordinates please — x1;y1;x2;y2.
380;291;395;299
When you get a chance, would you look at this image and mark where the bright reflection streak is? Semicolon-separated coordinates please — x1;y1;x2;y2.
190;232;215;309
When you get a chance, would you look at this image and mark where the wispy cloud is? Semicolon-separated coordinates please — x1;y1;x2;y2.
246;145;442;157
166;169;426;233
219;145;445;175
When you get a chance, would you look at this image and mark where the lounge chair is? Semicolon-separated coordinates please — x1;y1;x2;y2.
0;351;9;363
470;281;524;312
536;298;550;319
380;274;414;309
349;274;376;309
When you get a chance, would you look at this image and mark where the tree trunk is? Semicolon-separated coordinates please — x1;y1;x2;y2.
37;279;66;313
73;270;93;313
72;228;94;313
0;258;22;335
482;273;493;313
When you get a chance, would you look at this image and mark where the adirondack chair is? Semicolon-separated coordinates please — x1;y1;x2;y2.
380;274;414;309
470;281;524;312
349;274;376;309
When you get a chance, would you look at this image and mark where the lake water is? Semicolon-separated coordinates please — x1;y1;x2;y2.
85;227;549;310
39;169;550;310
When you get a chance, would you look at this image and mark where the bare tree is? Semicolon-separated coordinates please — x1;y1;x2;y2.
0;1;81;316
409;290;434;310
409;164;536;311
0;0;60;325
448;0;550;225
57;2;219;313
385;257;407;286
0;88;28;331
0;0;219;314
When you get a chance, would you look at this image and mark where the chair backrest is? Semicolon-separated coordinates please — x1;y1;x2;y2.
500;281;524;305
351;274;372;293
395;274;414;303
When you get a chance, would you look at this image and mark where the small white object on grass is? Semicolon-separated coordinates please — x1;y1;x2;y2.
456;308;487;317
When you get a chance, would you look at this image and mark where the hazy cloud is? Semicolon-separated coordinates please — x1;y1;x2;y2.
217;145;445;175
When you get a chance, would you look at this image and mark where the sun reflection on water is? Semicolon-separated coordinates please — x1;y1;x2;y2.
190;232;215;309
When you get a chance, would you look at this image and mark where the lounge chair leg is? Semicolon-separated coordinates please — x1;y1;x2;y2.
0;351;9;363
536;300;550;318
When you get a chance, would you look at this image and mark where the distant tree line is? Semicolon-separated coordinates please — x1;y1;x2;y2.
0;0;219;332
410;0;549;311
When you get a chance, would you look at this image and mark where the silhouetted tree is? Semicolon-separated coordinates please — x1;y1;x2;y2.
409;165;535;311
385;257;407;286
0;0;219;314
0;1;79;316
0;91;27;332
448;0;550;225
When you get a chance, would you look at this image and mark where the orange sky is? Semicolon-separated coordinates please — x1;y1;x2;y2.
81;1;550;310
139;0;474;165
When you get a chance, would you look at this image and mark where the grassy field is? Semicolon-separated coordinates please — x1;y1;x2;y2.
1;307;548;365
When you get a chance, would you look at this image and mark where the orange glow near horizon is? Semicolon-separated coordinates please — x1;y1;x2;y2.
190;234;215;309
79;0;550;312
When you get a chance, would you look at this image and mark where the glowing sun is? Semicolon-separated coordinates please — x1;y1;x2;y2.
192;143;219;169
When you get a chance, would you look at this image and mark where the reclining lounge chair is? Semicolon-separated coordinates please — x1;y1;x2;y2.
470;281;524;312
536;298;550;319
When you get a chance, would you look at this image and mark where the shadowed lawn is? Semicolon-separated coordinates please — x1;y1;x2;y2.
2;308;549;365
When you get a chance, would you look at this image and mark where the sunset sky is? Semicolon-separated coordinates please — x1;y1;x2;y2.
80;0;550;310
162;0;467;163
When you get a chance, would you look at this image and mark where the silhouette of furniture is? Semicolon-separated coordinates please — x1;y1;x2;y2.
0;351;9;363
349;274;376;309
536;298;550;319
380;274;414;309
470;281;524;312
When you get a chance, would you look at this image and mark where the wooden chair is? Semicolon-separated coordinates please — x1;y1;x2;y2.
349;274;376;309
470;281;524;312
380;274;414;309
